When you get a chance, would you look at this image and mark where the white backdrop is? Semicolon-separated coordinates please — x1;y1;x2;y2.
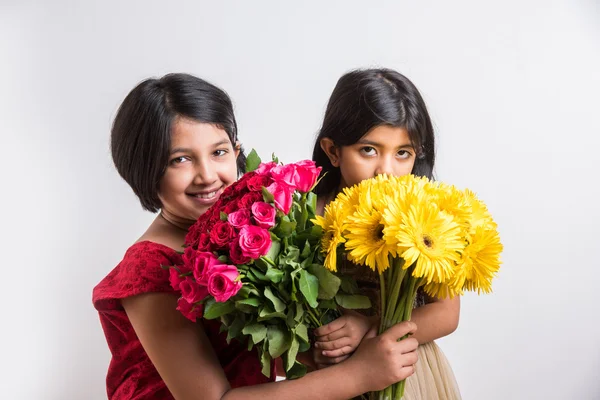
1;1;599;399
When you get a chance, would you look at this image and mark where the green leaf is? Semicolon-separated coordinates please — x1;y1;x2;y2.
247;335;254;352
262;186;275;203
274;217;297;238
298;340;310;353
295;323;309;343
317;299;337;309
267;325;291;358
299;270;319;308
286;336;300;371
285;361;307;380
220;211;228;221
236;297;262;307
264;239;281;263
306;192;317;215
271;153;279;163
340;275;359;294
242;323;268;344
226;316;246;343
300;240;311;259
265;267;284;283
308;263;341;300
258;305;287;322
335;294;372;309
246;149;262;172
261;345;272;377
294;303;304;322
264;287;286;312
203;298;235;319
250;267;268;282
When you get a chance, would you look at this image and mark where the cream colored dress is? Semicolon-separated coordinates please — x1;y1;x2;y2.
338;259;462;400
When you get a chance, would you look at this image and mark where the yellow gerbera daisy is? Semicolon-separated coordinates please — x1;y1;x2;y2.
464;189;497;234
345;199;397;273
392;201;465;284
452;225;503;294
312;200;348;272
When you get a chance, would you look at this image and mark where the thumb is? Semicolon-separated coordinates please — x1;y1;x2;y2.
363;325;378;340
383;321;417;340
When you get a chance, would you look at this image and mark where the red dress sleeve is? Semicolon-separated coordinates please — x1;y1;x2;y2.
93;241;273;400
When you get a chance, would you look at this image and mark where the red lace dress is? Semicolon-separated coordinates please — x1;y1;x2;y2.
93;241;274;399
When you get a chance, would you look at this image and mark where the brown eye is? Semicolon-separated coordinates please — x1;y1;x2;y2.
397;150;412;159
170;156;189;164
359;146;377;156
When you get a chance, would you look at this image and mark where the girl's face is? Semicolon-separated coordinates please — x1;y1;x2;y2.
158;118;239;224
321;125;417;190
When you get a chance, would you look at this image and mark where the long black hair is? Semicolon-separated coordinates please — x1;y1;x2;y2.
111;73;246;212
312;68;435;195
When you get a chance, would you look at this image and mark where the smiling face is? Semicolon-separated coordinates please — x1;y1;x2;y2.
321;125;417;190
158;118;239;225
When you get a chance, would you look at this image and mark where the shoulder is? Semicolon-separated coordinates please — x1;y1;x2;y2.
93;241;183;310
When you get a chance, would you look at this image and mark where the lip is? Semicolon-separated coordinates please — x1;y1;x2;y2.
186;186;224;206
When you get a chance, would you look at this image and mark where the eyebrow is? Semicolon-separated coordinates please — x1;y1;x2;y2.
356;139;414;149
170;140;231;155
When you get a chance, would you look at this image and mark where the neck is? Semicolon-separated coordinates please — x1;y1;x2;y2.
159;211;193;232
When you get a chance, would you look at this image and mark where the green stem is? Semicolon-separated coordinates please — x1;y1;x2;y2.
298;193;308;231
385;259;406;331
379;271;386;333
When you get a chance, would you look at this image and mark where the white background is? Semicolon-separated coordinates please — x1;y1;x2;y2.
1;1;599;399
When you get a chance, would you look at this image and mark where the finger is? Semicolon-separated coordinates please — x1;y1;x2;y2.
402;350;418;367
322;346;353;358
383;321;417;341
314;317;346;337
396;337;419;354
315;327;348;342
314;337;352;351
396;365;417;381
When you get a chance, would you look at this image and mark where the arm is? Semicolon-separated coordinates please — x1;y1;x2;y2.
123;293;418;400
409;295;460;344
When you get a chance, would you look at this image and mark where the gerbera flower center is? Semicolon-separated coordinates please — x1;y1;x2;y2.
422;234;434;248
375;224;385;239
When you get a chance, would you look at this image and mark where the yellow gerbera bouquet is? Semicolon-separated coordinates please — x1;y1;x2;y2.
313;174;503;400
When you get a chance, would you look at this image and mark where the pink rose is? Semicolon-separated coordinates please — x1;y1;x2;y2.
255;161;277;175
238;191;262;210
210;220;237;248
207;264;243;302
238;225;272;259
228;208;251;228
177;298;203;322
184;248;220;285
196;233;212;252
247;174;272;192
169;268;185;291
180;277;209;304
266;181;294;214
251;202;276;229
229;240;251;265
271;164;297;188
293;160;322;193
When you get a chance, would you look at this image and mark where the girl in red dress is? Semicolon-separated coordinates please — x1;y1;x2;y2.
93;73;420;400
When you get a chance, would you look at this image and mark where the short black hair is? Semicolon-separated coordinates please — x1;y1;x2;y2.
111;73;246;212
312;68;435;195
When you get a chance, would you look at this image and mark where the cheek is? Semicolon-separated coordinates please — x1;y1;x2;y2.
218;163;239;185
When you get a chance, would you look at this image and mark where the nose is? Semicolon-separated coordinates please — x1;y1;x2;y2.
193;159;217;185
374;155;394;177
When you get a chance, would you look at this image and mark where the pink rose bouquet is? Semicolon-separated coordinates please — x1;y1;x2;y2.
165;151;371;379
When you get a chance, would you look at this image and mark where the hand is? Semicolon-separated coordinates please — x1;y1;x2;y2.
349;321;419;392
313;310;376;361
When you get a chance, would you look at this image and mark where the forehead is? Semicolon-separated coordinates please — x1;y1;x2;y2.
359;125;412;146
170;118;231;148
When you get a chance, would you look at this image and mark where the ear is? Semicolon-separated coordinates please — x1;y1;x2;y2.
319;138;340;167
234;141;241;158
